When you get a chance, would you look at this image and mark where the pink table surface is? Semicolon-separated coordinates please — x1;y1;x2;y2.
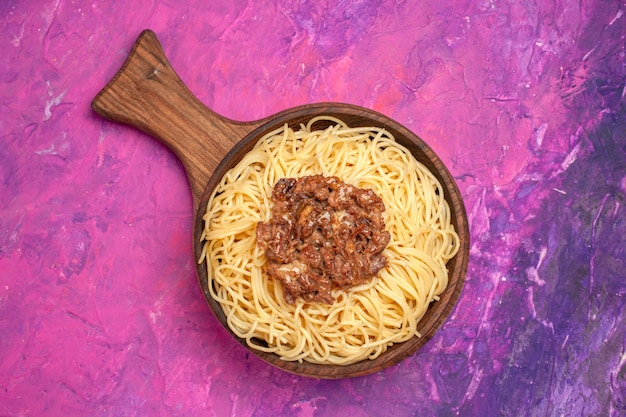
1;1;625;416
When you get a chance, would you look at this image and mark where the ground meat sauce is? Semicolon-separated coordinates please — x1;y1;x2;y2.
256;175;391;304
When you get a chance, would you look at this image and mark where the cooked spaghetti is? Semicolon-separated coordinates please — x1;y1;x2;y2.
199;116;460;365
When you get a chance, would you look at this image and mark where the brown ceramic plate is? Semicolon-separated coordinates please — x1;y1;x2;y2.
92;30;470;379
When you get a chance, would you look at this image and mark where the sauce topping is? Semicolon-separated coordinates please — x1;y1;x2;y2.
256;175;391;304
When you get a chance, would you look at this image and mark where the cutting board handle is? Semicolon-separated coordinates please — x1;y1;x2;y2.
91;29;261;207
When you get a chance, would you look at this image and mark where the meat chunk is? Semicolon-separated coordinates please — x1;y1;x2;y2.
256;175;391;304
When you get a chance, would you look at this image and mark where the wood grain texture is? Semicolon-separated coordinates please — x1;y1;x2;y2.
92;30;469;379
91;30;262;208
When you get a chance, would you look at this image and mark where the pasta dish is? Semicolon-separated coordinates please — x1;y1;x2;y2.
199;116;459;365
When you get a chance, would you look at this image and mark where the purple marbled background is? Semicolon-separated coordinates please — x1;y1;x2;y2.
1;0;625;416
